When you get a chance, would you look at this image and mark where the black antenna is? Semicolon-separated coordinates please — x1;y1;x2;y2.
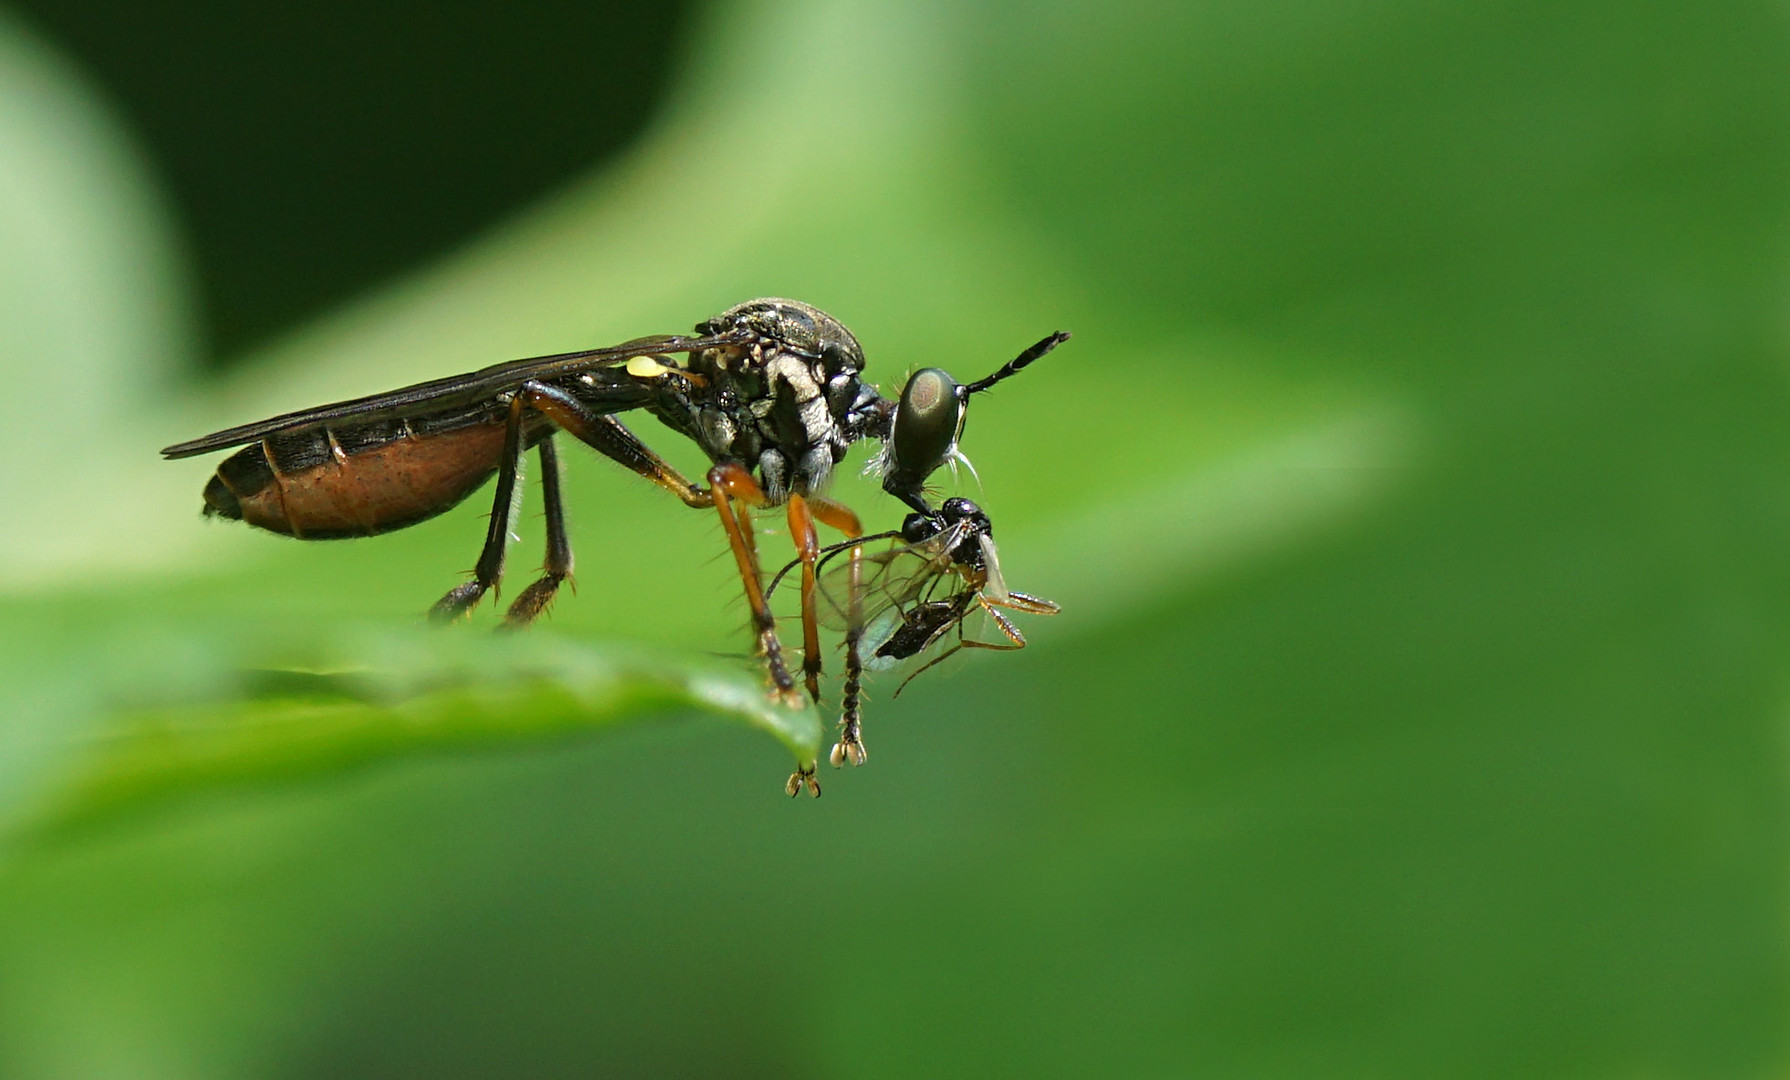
964;331;1071;396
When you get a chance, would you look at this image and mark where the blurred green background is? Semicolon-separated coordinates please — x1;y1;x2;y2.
0;0;1785;1075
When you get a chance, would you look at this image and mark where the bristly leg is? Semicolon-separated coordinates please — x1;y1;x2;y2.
710;462;802;706
431;394;529;621
502;436;574;628
805;496;864;710
831;538;869;767
786;494;826;704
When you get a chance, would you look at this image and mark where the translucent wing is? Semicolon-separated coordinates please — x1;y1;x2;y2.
810;520;977;634
977;531;1008;602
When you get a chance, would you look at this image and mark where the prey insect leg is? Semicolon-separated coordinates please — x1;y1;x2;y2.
990;590;1062;616
710;462;801;705
501;436;573;627
430;394;530;621
889;598;1032;698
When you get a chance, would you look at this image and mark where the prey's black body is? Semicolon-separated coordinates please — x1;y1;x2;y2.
772;496;1059;775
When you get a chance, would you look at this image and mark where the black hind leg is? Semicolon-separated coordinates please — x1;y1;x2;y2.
503;436;574;627
431;395;528;620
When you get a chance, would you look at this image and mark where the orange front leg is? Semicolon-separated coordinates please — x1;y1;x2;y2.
785;495;825;705
708;462;801;706
785;495;862;705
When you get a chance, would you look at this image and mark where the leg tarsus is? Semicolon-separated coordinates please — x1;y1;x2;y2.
786;762;821;797
431;580;489;622
830;729;867;768
501;571;571;628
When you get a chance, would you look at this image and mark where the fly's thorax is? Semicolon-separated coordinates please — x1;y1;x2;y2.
759;349;840;495
698;298;872;413
698;298;866;376
559;365;658;417
682;301;880;501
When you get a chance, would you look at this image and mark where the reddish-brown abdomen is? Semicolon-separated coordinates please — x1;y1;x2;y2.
208;419;509;539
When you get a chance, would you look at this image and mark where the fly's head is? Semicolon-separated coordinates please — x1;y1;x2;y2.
879;368;969;513
874;330;1071;514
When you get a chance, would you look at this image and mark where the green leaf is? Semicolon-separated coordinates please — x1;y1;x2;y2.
12;628;820;839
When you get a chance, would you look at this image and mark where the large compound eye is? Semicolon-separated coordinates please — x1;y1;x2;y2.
887;368;966;489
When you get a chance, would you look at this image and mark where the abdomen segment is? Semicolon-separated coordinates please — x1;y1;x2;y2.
202;417;511;539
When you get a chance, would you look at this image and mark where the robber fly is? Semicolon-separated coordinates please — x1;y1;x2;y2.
163;298;1069;708
770;496;1058;791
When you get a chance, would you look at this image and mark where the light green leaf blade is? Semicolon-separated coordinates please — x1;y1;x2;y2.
9;629;820;839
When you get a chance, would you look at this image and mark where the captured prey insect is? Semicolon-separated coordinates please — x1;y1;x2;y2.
163;298;1070;708
769;496;1059;792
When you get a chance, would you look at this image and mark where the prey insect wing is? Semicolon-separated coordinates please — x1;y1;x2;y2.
785;501;1050;672
807;519;975;636
771;498;1058;771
